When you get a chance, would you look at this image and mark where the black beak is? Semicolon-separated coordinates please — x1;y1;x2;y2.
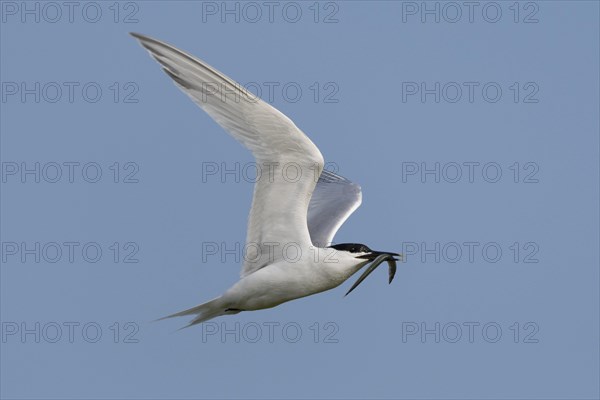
345;251;401;296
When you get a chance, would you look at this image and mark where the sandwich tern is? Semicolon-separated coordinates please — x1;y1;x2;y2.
131;33;400;327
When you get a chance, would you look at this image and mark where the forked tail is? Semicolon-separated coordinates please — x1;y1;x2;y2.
157;297;237;329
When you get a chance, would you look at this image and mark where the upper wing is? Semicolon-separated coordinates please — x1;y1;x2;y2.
307;170;362;247
131;33;324;277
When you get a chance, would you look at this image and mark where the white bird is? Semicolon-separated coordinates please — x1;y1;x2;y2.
131;33;400;328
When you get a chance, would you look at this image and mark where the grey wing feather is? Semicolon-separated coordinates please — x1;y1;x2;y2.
307;170;362;247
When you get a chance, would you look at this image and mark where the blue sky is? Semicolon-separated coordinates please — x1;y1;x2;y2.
1;1;599;399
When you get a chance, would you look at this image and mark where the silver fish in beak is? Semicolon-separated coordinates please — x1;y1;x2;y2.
345;251;401;296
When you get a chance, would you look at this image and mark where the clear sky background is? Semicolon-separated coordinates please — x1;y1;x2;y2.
1;1;599;399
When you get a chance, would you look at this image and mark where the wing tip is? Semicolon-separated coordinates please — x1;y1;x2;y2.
129;31;150;41
129;32;157;52
129;32;164;50
129;32;149;44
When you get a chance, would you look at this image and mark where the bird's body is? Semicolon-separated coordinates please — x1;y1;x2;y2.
224;249;368;310
131;33;400;328
165;248;371;325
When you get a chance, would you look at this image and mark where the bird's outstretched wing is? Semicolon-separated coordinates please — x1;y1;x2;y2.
308;170;362;247
131;33;324;277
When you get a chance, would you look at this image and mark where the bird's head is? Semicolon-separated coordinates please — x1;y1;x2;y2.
329;243;401;296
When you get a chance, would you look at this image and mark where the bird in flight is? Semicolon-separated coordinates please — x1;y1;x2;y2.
131;33;400;328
